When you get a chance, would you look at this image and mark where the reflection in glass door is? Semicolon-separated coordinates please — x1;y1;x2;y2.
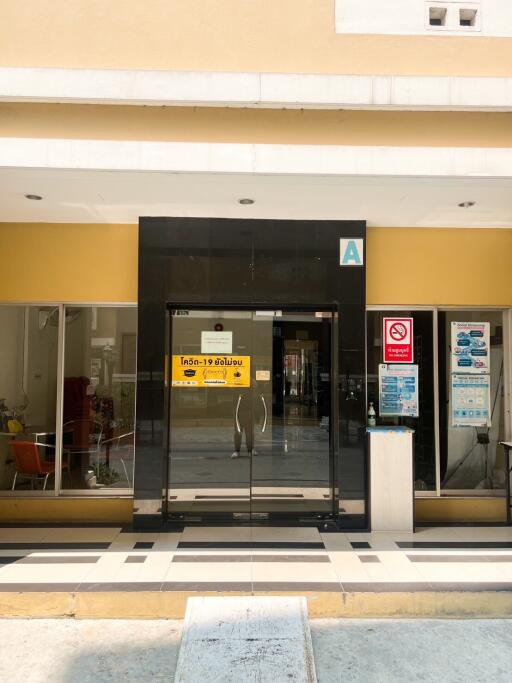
167;307;333;521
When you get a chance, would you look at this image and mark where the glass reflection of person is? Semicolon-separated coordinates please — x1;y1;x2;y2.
231;378;263;458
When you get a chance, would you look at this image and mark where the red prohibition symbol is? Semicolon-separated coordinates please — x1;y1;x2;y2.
389;321;408;341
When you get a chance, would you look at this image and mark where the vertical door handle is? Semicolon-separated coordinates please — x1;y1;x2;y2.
235;394;242;433
260;394;267;433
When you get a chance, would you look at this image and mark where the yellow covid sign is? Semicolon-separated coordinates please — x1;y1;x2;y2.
171;355;251;388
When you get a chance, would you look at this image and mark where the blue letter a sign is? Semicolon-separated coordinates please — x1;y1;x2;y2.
340;238;364;266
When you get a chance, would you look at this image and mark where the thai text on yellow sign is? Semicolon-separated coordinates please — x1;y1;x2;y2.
171;355;251;388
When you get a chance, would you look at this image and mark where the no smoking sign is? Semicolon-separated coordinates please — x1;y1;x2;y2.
383;317;414;363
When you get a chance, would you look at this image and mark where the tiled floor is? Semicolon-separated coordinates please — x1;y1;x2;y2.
1;525;512;592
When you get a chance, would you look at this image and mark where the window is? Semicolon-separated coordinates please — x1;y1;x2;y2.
0;306;59;492
0;303;137;496
367;310;436;491
459;7;477;26
335;0;496;36
425;2;481;32
61;306;137;491
367;307;509;500
439;311;505;494
429;7;447;26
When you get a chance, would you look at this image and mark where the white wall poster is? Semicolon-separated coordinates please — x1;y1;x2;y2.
451;374;491;427
200;331;233;354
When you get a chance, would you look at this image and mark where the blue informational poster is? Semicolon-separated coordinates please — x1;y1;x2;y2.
451;321;490;374
450;321;491;427
451;374;491;427
378;364;419;417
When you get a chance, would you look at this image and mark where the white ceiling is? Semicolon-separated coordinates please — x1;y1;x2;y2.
1;168;511;228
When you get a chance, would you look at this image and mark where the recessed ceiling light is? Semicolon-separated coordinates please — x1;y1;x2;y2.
25;194;43;201
238;198;254;205
458;201;475;208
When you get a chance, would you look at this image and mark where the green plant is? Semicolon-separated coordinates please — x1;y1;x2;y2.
93;462;121;486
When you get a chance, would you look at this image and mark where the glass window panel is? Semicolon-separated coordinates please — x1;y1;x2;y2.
0;305;59;492
61;306;137;491
367;310;436;491
439;310;505;494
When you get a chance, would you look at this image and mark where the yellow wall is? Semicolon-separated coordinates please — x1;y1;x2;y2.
1;0;512;77
415;497;508;523
0;224;510;307
3;105;512;148
367;228;512;306
0;497;132;523
0;223;137;302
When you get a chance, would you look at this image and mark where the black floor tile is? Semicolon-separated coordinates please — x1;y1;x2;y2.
161;581;252;592
398;542;512;549
342;582;433;592
253;582;341;591
78;582;162;592
17;556;100;564
0;583;81;592
0;543;111;550
407;554;512;563
177;541;325;549
0;556;23;566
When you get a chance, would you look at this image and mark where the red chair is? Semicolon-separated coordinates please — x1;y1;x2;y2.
9;440;68;491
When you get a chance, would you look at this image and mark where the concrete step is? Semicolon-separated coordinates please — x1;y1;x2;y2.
1;588;512;619
174;596;316;682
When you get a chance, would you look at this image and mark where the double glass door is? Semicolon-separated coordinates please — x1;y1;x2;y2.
167;307;333;521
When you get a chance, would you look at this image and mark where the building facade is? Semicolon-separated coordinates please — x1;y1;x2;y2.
0;0;511;528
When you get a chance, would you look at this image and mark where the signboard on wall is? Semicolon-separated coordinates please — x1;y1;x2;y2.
201;331;233;354
339;238;364;266
383;317;414;363
172;355;250;387
451;374;491;427
379;363;419;417
451;321;490;374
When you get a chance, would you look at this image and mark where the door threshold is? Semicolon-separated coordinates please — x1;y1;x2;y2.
164;516;338;530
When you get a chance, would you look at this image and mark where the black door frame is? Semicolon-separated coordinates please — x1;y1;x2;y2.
165;302;339;524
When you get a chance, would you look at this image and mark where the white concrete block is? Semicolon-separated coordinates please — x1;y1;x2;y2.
261;73;373;106
175;596;316;683
372;76;392;106
392;77;451;107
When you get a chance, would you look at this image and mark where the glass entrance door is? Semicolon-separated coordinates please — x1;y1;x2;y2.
167;307;333;521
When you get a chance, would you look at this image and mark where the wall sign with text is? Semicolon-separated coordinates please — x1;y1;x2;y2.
339;238;364;266
172;355;250;387
379;363;419;417
450;321;490;374
383;317;414;363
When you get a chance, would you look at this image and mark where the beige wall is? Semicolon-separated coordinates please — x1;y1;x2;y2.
3;104;512;147
0;223;510;307
1;0;512;77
